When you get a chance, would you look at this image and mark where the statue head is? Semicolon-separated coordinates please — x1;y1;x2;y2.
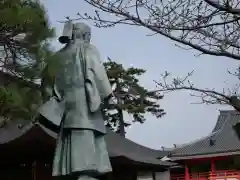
73;22;91;43
58;21;91;44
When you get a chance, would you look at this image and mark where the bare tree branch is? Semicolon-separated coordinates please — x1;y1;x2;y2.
151;69;240;111
204;0;240;14
62;0;240;112
70;0;240;60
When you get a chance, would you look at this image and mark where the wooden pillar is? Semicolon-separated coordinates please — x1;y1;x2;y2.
210;160;216;180
211;159;216;173
185;164;190;180
32;160;45;180
32;161;37;180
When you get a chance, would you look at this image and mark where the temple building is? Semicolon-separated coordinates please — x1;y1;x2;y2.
169;110;240;180
0;118;175;180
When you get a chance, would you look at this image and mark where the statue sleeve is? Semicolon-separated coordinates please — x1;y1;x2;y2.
94;61;112;100
88;47;112;100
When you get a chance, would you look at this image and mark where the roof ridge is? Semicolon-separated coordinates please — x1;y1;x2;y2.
212;112;230;133
220;110;239;115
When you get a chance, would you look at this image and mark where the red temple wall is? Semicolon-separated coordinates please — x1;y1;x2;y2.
171;156;240;180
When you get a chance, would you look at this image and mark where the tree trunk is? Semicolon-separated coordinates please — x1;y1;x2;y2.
118;108;125;137
116;80;125;137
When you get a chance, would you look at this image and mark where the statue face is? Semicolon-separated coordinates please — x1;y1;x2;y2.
73;23;91;43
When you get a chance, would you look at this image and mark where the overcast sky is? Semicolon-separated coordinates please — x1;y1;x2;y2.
42;0;240;149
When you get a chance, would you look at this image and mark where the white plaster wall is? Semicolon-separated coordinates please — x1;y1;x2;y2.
138;172;153;180
155;170;170;180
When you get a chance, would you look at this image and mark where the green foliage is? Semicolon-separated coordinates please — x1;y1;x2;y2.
0;82;42;120
103;58;165;132
0;0;54;70
0;0;55;121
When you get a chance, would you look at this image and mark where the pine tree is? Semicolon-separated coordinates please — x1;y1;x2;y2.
0;0;54;75
0;0;55;122
103;58;165;136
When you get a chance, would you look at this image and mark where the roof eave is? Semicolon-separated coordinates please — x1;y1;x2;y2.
111;155;176;168
170;150;240;160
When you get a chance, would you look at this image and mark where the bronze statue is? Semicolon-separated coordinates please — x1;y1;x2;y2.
39;21;112;180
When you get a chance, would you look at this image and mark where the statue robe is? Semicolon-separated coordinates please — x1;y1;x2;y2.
39;42;112;178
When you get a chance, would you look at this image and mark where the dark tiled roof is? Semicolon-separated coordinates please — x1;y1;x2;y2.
170;110;240;160
0;119;174;167
105;128;173;166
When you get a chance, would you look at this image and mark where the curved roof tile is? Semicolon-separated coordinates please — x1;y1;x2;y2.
170;110;240;160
